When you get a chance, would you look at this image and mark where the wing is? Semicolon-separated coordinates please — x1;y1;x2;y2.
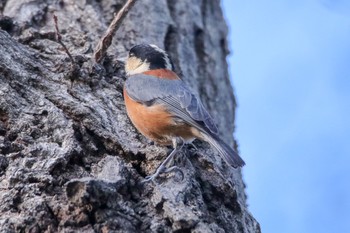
125;74;218;135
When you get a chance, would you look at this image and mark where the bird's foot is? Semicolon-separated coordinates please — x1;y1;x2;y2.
141;137;185;184
142;165;184;183
141;165;165;183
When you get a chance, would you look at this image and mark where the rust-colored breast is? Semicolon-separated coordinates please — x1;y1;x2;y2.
123;86;175;144
123;70;196;145
143;69;180;80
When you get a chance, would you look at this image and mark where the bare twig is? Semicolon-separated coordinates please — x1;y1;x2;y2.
53;14;74;63
53;14;80;88
93;0;136;63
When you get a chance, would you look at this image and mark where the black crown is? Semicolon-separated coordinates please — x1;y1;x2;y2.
129;44;173;70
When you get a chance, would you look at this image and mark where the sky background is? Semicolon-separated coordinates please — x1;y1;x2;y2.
222;1;350;233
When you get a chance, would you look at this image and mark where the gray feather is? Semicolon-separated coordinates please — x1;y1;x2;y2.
125;74;218;135
201;133;245;167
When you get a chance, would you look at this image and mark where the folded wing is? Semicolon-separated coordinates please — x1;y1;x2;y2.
125;74;219;136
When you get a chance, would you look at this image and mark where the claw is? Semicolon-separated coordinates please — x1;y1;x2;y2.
141;165;166;184
141;175;156;183
164;166;184;181
141;166;184;183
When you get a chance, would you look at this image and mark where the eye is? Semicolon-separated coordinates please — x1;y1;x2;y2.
129;52;135;57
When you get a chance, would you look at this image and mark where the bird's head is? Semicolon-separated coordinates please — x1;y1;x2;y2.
125;44;174;75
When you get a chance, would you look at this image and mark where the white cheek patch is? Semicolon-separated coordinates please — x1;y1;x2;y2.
125;57;151;75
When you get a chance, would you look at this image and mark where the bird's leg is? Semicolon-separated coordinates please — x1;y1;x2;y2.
142;138;184;183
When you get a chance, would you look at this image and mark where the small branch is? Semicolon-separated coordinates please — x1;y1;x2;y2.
53;14;74;63
53;14;80;88
93;0;136;64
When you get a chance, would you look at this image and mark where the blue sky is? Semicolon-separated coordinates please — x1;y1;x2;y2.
222;1;350;232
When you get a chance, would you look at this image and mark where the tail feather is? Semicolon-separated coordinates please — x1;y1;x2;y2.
201;133;245;168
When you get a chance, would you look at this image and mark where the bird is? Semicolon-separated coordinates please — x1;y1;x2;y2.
123;44;245;182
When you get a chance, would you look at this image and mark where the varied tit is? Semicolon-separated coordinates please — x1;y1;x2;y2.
123;44;245;182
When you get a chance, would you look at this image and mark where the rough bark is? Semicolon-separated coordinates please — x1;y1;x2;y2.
0;0;260;232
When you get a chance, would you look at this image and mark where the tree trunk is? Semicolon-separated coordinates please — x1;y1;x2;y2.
0;0;260;232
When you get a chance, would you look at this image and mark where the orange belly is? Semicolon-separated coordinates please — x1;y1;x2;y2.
123;87;196;145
